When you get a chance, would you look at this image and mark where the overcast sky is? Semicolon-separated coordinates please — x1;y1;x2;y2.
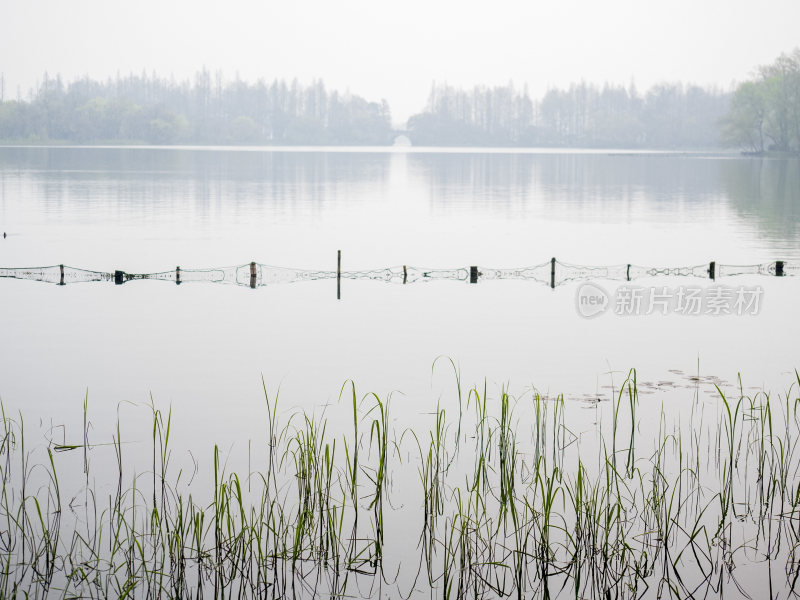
1;0;798;124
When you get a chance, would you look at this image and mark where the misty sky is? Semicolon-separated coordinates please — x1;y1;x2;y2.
1;0;798;124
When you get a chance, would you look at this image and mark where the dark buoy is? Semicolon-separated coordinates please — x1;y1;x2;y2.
2;232;5;239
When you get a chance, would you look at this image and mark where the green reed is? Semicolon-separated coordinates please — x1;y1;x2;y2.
1;368;799;599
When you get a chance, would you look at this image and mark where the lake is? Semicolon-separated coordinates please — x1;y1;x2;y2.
1;146;799;598
1;146;798;411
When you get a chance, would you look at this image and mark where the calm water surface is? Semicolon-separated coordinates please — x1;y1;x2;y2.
0;146;798;437
2;146;800;598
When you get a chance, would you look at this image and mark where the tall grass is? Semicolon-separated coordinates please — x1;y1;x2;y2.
1;369;799;598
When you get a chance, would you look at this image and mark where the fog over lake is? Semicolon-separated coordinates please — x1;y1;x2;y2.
2;146;800;598
1;146;798;414
2;1;800;596
2;0;799;122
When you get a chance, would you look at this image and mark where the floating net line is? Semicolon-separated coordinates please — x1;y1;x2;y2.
176;265;336;286
473;262;552;285
556;261;633;284
0;265;111;285
718;263;777;277
0;260;795;289
337;266;464;284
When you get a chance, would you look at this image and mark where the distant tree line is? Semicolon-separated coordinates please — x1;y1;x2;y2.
406;81;730;148
1;50;799;150
722;49;800;153
0;70;394;145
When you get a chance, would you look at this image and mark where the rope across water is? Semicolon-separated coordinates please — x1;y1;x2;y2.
0;259;794;289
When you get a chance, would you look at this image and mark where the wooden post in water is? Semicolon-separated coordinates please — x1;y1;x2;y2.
337;250;341;300
708;261;716;281
550;257;556;289
114;270;125;285
470;266;478;284
249;262;257;289
403;265;407;284
775;260;785;276
59;264;65;286
176;266;181;285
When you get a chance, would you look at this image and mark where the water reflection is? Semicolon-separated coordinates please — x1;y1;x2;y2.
1;147;799;261
409;153;732;218
0;147;393;222
720;158;800;238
